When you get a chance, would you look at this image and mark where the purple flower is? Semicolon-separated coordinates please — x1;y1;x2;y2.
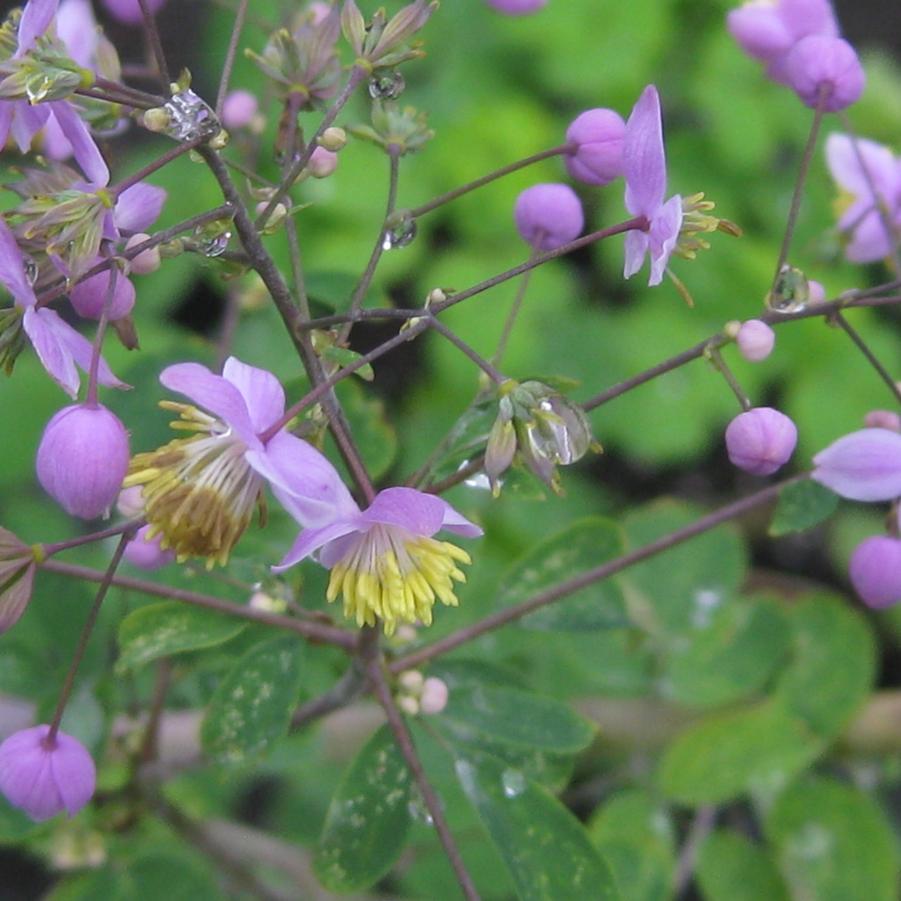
812;428;901;501
221;90;259;130
725;407;798;475
784;35;864;111
99;0;167;25
622;85;683;286
275;486;483;635
736;319;775;362
37;403;130;519
485;0;547;16
69;269;135;320
514;183;584;251
126;356;355;566
0;220;127;397
565;108;625;186
0;725;95;821
849;536;901;609
825;133;901;263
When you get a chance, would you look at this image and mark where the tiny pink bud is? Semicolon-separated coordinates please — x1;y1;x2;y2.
125;234;161;275
307;146;338;178
221;90;259;130
514;183;584;251
116;486;145;518
100;0;167;25
69;270;135;321
725;407;798;475
420;676;449;715
785;35;865;112
564;109;626;186
0;725;95;822
485;0;547;14
864;410;901;432
37;404;130;520
123;525;174;570
736;319;776;362
807;279;826;303
849;536;901;608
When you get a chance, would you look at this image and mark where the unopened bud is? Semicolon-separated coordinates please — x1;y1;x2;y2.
420;677;449;715
142;107;172;133
397;695;420;716
255;201;288;232
864;410;901;431
319;126;347;151
307;146;338;178
736;319;775;362
125;233;161;274
398;670;425;692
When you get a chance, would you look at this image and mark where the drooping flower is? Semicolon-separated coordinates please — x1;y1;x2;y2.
125;357;354;567
849;536;901;609
736;319;776;362
784;35;864;112
812;428;901;501
564;108;625;186
0;724;95;821
275;486;483;635
825;133;901;263
36;403;130;519
725;407;798;475
514;184;584;251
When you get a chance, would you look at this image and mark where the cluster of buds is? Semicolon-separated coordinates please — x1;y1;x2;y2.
350;99;433;155
485;379;597;495
341;0;437;74
395;670;449;716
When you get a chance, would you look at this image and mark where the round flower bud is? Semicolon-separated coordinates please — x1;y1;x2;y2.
307;146;338;178
319;127;347;152
726;4;793;62
398;670;424;692
254;201;288;231
116;485;145;518
736;319;775;362
807;279;826;303
514;183;584;251
141;107;171;134
398;695;420;716
100;0;167;25
0;725;95;822
37;404;130;519
69;270;135;321
485;0;547;14
124;234;161;275
123;525;174;570
420;677;449;715
725;407;798;475
564;109;625;186
221;90;259;130
785;36;865;112
864;410;901;432
849;536;901;609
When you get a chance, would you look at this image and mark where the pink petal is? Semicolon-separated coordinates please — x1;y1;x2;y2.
16;0;59;56
54;313;129;391
0;103;14;149
623;230;649;280
624;85;667;216
273;518;360;572
48;102;109;187
825;133;898;229
845;211;895;264
56;0;99;67
812;428;901;501
0;219;37;307
48;733;95;816
361;486;481;538
114;182;166;233
10;102;49;152
647;194;683;286
23;307;80;398
222;356;285;434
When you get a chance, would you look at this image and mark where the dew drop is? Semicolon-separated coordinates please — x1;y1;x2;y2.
195;229;232;258
368;70;405;100
766;264;809;314
22;257;38;286
382;213;417;251
501;768;526;798
163;89;221;142
407;793;434;826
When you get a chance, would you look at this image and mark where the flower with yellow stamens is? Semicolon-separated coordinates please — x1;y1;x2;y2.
125;356;356;567
275;486;482;635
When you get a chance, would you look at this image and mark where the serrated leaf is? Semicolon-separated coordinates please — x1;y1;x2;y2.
696;830;789;901
769;479;839;536
314;726;412;891
201;636;304;764
436;682;596;754
766;777;900;901
498;518;628;631
455;751;618;901
117;602;246;672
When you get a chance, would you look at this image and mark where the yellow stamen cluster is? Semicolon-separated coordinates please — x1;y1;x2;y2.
676;192;742;261
124;402;264;568
327;526;472;635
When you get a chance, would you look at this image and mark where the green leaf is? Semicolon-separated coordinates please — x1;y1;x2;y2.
0;799;39;842
436;682;596;754
306;270;377;313
455;751;619;900
314;726;413;891
116;602;247;672
588;789;676;901
335;379;397;481
498;518;628;631
769;479;839;536
321;344;374;381
201;636;304;764
696;830;789;901
766;777;900;901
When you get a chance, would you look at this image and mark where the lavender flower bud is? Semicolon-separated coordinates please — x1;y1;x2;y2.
308;146;338;178
864;410;901;432
124;234;161;275
420;676;449;715
736;319;775;362
564;109;626;186
220;90;259;130
0;725;95;822
812;428;901;501
69;270;135;321
849;536;901;609
785;35;865;112
807;279;826;303
100;0;167;25
123;525;174;570
486;0;548;14
726;3;793;62
36;404;130;519
514;184;584;251
725;407;798;475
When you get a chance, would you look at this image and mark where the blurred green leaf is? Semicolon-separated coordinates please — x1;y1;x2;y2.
0;800;39;842
766;777;900;901
769;480;839;537
696;830;790;901
455;750;618;901
314;725;413;891
334;379;398;481
201;635;304;764
116;602;246;672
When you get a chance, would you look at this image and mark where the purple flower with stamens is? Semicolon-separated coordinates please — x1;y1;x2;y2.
275;485;483;635
126;356;356;567
622;85;683;286
0;725;95;821
0;219;126;397
812;428;901;501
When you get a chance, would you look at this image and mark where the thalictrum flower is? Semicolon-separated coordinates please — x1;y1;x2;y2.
725;407;798;475
812;428;901;501
784;35;864;112
125;356;355;567
275;486;483;635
